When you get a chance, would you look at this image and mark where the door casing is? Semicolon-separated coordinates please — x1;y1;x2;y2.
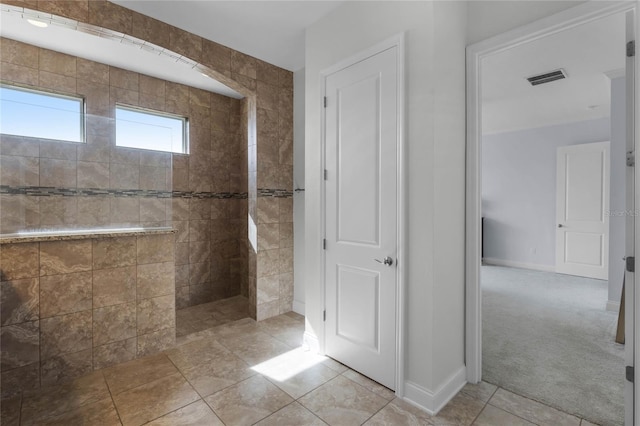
318;33;406;396
465;1;638;422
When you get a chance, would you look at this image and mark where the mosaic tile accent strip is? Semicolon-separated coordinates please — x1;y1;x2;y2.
0;186;293;199
257;189;293;198
0;186;251;199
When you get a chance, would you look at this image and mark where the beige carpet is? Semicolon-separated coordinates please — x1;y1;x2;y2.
482;265;624;426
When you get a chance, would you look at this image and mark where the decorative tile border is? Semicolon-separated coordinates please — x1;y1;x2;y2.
257;188;293;198
0;186;293;199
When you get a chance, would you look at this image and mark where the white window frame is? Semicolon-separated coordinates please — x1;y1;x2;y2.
115;104;189;154
0;83;85;143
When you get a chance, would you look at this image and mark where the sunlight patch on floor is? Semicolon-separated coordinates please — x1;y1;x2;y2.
250;348;327;382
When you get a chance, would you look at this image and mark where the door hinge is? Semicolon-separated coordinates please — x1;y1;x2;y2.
323;310;326;321
626;366;634;383
324;169;328;180
324;96;327;108
628;40;636;58
627;151;635;167
323;239;326;250
626;256;635;273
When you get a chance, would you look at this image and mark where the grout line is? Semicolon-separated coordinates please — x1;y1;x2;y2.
102;371;124;426
486;387;545;426
468;397;491;426
360;398;393;425
249;400;296;425
18;392;24;426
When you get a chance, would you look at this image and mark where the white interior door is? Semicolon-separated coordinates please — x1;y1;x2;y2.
625;9;636;426
324;46;398;390
555;141;610;280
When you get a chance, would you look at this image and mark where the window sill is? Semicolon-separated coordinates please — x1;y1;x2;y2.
0;227;176;245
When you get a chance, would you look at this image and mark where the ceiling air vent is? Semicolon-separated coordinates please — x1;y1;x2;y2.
526;69;567;86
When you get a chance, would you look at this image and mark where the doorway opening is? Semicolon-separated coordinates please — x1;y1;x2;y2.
466;3;636;425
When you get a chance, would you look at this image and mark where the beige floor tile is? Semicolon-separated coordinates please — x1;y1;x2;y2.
257;314;302;336
264;361;340;399
298;374;389;426
258;315;305;348
489;389;581;426
39;397;121;426
364;398;433;425
284;311;305;322
181;351;256;397
166;337;231;370
103;353;178;395
190;318;224;333
21;371;110;425
433;391;485;426
342;369;396;401
0;395;21;426
176;309;200;325
272;329;306;348
220;331;293;366
321;357;350;374
473;405;535;426
255;402;327;426
214;306;250;322
461;381;498;403
112;372;200;426
204;375;293;426
146;400;224;425
206;317;261;340
176;322;196;338
185;304;219;321
212;296;249;315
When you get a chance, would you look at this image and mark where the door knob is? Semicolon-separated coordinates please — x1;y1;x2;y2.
374;257;393;266
558;224;564;228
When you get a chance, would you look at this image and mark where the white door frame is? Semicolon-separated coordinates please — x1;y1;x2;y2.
319;33;406;395
465;0;637;386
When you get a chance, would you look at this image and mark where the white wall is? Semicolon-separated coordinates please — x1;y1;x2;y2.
304;1;467;412
467;1;586;44
293;68;306;315
482;118;610;269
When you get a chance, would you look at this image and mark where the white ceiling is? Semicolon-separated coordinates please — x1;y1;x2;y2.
0;6;243;98
1;2;627;132
482;11;626;135
0;1;343;98
111;0;344;72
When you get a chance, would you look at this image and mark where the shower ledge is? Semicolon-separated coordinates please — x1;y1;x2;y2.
0;227;176;244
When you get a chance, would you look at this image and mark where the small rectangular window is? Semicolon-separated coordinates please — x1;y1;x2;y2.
116;105;188;154
0;84;84;143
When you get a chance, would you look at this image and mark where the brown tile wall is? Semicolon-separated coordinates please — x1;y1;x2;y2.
0;1;294;322
0;234;175;397
0;37;248;309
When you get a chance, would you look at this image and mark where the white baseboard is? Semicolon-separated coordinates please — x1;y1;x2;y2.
292;300;305;316
303;330;320;354
606;300;621;312
402;366;467;415
482;257;555;273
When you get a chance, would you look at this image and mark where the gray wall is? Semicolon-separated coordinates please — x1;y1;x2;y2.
482;118;610;267
609;76;626;305
482;77;627;308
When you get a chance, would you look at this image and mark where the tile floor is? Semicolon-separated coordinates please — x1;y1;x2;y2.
1;305;602;425
175;296;251;339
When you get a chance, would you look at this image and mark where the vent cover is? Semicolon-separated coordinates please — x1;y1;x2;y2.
526;69;567;86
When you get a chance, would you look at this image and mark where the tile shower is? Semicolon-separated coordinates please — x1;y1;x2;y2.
0;0;293;398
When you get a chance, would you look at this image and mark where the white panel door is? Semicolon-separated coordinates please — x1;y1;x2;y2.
324;46;398;390
556;141;610;280
624;10;636;425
